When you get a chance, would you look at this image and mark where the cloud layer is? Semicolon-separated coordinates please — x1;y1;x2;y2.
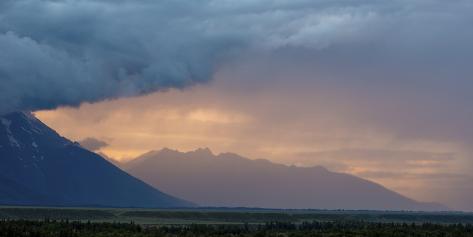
2;0;473;114
3;0;473;210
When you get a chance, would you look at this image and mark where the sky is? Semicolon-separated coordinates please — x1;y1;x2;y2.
1;0;473;211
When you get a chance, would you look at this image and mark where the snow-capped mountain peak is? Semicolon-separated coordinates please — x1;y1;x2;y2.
0;111;193;208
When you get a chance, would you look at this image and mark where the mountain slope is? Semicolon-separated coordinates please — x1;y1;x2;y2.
0;112;193;208
124;148;446;211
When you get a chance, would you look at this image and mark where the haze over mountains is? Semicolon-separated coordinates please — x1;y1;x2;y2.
0;112;192;208
123;148;446;211
0;112;447;211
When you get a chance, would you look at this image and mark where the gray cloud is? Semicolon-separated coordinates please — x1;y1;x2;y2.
297;149;456;163
1;0;472;114
294;149;460;177
79;137;109;151
357;171;470;181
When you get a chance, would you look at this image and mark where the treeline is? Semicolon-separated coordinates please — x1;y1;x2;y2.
2;208;473;225
121;210;473;223
1;220;473;237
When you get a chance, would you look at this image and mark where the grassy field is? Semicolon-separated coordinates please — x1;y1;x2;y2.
0;206;472;225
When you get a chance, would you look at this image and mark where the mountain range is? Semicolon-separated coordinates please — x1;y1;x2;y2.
0;112;192;208
122;148;446;211
0;111;447;210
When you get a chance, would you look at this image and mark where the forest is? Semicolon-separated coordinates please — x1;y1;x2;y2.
1;219;473;237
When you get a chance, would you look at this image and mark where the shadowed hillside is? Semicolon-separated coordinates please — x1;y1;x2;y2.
0;112;193;208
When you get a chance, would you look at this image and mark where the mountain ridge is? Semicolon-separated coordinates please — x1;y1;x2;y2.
123;147;447;211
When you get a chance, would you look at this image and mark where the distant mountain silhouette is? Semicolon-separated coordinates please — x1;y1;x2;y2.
0;112;193;208
124;148;447;211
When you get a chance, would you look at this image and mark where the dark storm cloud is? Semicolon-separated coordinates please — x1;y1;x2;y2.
0;0;243;114
1;0;472;114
